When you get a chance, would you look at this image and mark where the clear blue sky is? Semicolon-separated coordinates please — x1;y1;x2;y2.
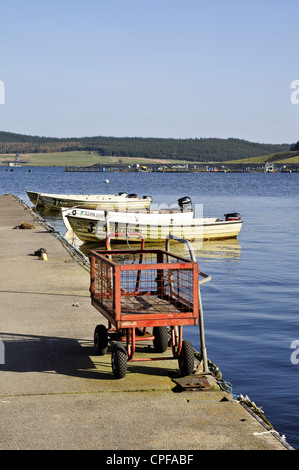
0;0;298;144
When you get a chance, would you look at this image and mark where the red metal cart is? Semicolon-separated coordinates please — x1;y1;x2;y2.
89;233;207;378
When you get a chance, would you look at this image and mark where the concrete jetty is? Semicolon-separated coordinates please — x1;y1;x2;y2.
0;195;292;450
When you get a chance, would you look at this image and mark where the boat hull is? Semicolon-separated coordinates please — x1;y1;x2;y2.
27;191;43;206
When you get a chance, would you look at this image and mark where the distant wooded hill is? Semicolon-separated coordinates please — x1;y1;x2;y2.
0;131;291;162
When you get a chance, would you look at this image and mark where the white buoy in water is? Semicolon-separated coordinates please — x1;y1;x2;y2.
105;179;109;183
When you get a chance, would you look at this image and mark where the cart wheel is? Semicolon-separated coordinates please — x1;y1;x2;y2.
178;341;194;376
94;325;108;355
111;344;127;379
153;326;169;353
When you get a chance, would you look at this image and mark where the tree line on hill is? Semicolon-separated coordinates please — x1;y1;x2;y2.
0;131;291;162
290;140;299;151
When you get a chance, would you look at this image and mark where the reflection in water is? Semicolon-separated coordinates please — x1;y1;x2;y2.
70;232;241;262
193;238;241;262
35;206;63;221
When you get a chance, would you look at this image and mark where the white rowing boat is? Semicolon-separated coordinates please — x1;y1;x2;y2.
26;191;152;211
62;198;242;244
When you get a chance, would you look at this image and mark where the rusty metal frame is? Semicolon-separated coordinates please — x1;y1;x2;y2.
89;247;200;364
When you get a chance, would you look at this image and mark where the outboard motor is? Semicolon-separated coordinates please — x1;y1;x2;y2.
178;196;192;211
142;195;152;200
224;212;241;221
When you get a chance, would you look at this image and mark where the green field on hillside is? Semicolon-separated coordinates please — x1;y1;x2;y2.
225;150;299;165
0;151;187;167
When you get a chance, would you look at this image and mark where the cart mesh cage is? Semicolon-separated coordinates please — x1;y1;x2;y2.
89;249;200;326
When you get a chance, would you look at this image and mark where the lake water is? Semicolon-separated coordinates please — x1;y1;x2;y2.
1;166;299;449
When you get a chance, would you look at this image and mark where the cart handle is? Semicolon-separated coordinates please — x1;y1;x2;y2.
105;232;145;250
165;233;211;375
165;234;211;284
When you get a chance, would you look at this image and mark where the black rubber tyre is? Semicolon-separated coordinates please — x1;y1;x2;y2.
94;325;108;356
111;343;127;379
178;340;194;376
153;326;169;353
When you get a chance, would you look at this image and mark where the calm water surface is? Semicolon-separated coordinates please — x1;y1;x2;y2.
1;166;299;449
